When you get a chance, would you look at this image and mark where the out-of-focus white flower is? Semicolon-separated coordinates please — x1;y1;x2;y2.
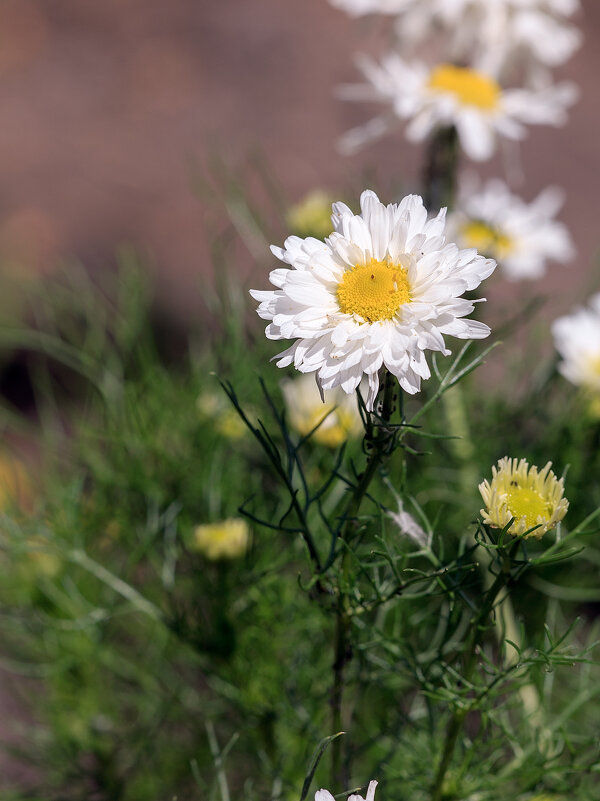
479;457;568;538
448;179;574;280
330;0;581;76
552;294;600;394
250;190;495;411
329;0;412;14
282;373;363;447
316;780;378;801
399;0;581;75
339;56;576;161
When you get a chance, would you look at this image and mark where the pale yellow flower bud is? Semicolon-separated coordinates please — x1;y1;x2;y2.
286;190;334;240
479;457;568;539
193;519;250;560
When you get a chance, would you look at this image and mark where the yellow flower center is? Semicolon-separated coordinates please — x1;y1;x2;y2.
505;485;551;528
427;64;501;110
461;220;514;260
337;258;411;323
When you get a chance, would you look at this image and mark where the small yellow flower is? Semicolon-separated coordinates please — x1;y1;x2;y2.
197;393;247;440
281;374;363;448
479;457;568;539
193;518;250;560
285;190;334;240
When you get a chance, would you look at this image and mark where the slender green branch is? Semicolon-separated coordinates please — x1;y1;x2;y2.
67;548;164;622
342;372;397;536
331;370;398;786
431;547;518;801
422;126;459;212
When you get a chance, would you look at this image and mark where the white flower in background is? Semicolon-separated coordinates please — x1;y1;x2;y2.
448;179;574;280
250;190;495;410
329;0;413;14
316;780;378;801
552;294;600;394
329;0;581;76
397;0;581;75
339;55;577;160
282;373;363;447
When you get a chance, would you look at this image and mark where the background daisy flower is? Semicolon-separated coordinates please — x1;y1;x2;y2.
330;0;581;77
339;54;577;160
251;190;495;410
448;178;574;280
329;0;413;15
552;293;600;395
398;0;581;74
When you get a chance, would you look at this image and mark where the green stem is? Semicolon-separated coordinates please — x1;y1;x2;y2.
331;606;350;786
343;371;397;534
422;126;459;212
431;556;513;801
330;370;397;785
67;548;164;621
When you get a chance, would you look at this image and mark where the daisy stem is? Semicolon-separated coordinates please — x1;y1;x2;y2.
423;125;459;212
430;545;518;801
344;370;397;526
331;370;397;785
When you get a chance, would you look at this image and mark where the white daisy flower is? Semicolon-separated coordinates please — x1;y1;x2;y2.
552;294;600;393
250;191;495;411
328;0;412;15
316;780;378;801
339;55;577;160
404;0;581;72
330;0;581;75
448;179;574;281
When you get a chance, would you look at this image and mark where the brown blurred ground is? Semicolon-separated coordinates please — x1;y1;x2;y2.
0;0;598;326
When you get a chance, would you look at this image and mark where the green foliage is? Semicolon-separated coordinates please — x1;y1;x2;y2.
0;232;598;801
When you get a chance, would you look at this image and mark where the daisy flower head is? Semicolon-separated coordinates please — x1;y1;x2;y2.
448;179;574;280
329;0;414;15
250;190;496;411
479;457;568;538
552;294;600;395
339;55;577;160
282;373;363;448
391;0;581;76
316;780;378;801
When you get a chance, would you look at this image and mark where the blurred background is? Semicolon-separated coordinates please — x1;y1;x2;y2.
0;0;598;328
